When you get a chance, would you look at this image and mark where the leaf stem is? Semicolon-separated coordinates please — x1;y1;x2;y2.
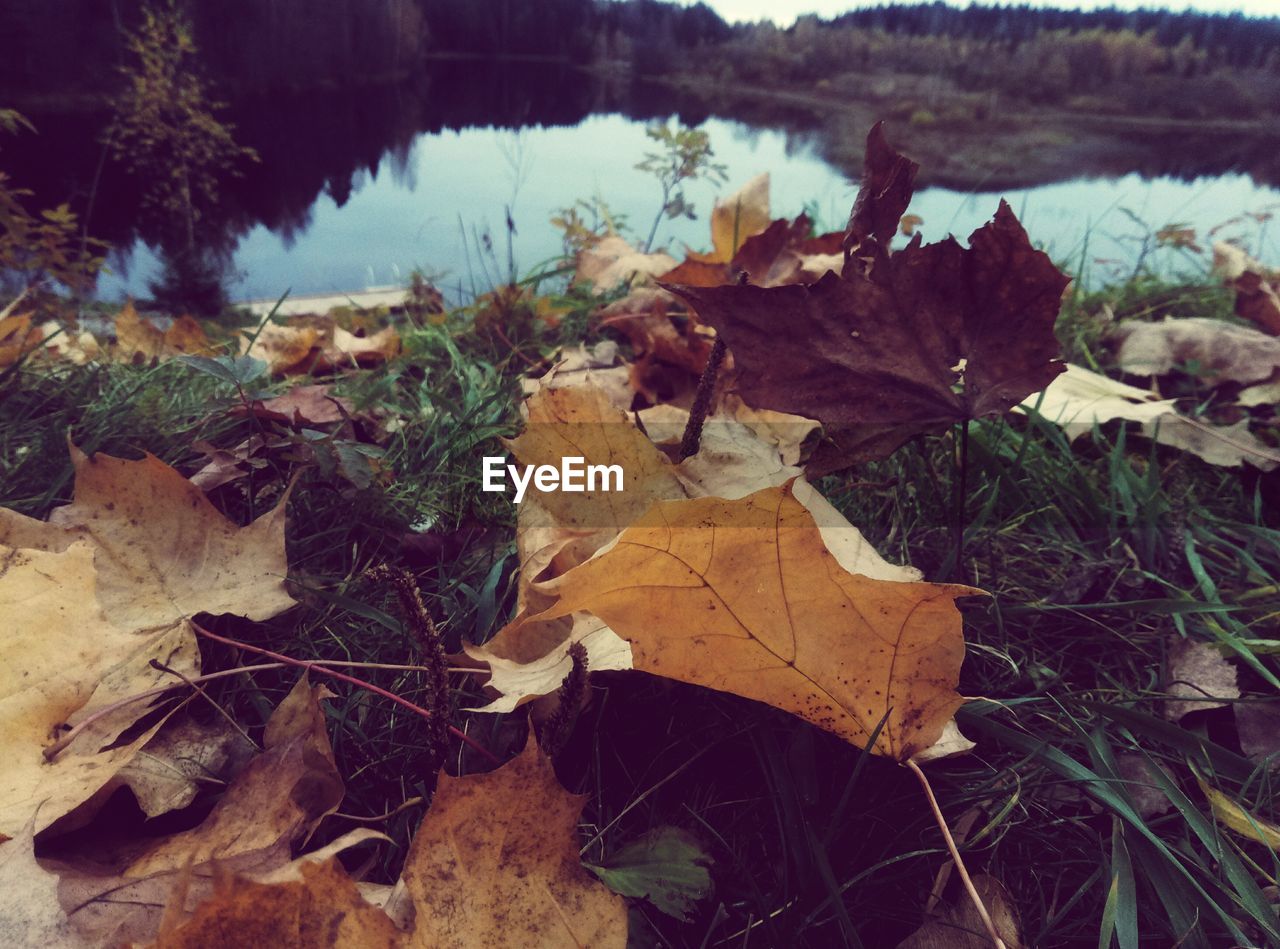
193;624;501;765
906;757;1007;949
951;418;971;579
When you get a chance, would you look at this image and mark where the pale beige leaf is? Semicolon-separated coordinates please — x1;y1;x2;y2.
721;394;821;467
896;874;1022;949
324;325;400;371
575;235;677;293
0;822;90;946
1144;417;1280;471
465;615;632;714
1017;362;1177;439
1115;316;1280;386
1164;640;1240;721
0;544;196;836
0;444;295;629
114;718;255;818
1238;380;1280;407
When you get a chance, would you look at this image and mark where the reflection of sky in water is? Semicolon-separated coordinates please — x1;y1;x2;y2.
98;115;1280;303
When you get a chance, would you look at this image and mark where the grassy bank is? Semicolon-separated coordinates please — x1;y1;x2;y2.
4;243;1279;945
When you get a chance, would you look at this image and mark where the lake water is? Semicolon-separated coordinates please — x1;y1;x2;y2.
8;62;1278;306
98;113;1280;304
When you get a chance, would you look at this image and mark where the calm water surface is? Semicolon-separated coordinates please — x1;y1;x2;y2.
93;113;1280;303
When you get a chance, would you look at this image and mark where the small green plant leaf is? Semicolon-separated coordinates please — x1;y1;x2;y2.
585;827;712;921
179;353;267;387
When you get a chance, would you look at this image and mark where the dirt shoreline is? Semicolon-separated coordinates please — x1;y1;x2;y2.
645;72;1280;192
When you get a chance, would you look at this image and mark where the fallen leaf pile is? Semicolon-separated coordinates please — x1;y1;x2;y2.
575;172;847;406
244;314;401;376
0;294;405;377
0;447;628;945
566;123;1280;477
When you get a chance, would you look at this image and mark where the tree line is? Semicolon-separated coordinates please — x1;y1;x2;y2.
3;0;1274;105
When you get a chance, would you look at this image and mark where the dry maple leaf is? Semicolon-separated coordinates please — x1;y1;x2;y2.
670;200;1069;471
510;483;978;761
397;734;627;948
115;301;214;362
1213;241;1280;335
43;830;388;946
661;213;844;290
235;383;355;427
149;858;401;949
125;676;343;878
845;121;919;258
666;135;1069;472
508;384;687;532
0;542;198;837
0;311;44;368
0;444;294;836
243;315;401;376
0;443;294;630
505;384;689;602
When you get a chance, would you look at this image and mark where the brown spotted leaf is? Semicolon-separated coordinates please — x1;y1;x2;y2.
398;735;627;948
516;483;979;762
150;859;401;949
124;677;343;878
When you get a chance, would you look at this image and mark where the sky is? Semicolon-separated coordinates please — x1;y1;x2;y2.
701;0;1280;25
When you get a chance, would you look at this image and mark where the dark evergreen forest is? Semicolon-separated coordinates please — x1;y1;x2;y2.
2;0;1276;106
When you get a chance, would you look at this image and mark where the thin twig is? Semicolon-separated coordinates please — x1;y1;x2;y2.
907;758;1007;949
193;624;500;765
44;662;284;761
151;658;259;752
334;796;425;823
951;418;971;579
44;658;482;762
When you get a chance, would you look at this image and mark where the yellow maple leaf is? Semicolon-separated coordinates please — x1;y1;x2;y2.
522;483;980;762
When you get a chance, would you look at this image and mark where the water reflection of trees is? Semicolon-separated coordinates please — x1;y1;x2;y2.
4;58;1280;305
